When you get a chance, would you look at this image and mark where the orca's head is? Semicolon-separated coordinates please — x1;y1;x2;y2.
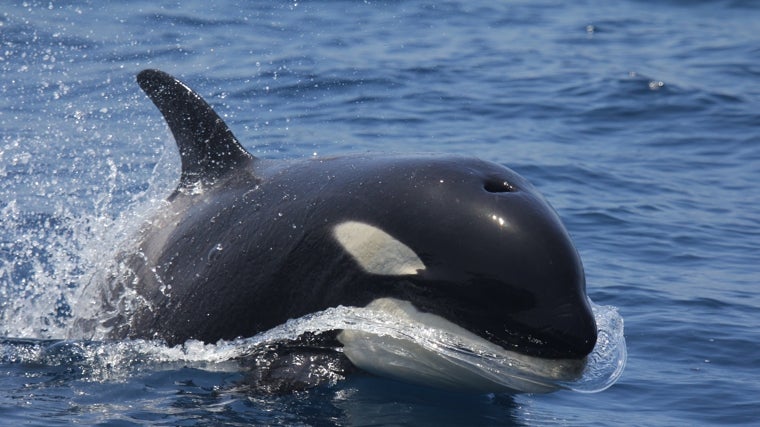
332;157;597;361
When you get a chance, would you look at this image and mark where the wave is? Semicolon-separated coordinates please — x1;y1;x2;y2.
0;296;626;394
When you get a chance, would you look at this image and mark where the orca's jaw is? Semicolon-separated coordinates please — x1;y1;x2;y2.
337;298;587;394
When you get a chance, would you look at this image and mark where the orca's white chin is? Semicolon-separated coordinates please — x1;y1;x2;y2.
337;298;587;394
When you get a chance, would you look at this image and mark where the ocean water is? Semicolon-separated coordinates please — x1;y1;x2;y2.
1;0;758;425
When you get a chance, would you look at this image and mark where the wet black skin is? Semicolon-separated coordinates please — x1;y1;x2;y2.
110;70;597;360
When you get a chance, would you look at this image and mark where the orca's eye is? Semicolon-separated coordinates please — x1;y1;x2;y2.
483;179;514;193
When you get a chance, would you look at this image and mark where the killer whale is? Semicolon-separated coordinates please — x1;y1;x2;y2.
97;69;597;392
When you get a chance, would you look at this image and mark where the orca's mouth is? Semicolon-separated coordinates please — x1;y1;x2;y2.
481;318;599;360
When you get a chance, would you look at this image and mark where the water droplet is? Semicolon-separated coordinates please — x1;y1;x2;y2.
207;243;224;262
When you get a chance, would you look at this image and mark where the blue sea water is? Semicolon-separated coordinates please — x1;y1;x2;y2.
1;0;759;425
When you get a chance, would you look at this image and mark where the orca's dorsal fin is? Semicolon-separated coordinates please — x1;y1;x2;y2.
137;69;254;190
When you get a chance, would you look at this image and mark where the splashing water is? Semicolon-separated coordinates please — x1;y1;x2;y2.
0;297;625;393
566;303;627;393
0;128;180;340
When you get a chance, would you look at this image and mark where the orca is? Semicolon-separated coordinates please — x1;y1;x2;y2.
98;69;597;393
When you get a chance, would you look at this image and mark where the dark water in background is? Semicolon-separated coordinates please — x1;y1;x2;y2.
1;1;759;425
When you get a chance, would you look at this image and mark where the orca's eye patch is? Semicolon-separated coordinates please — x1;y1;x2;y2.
333;221;426;276
483;179;514;193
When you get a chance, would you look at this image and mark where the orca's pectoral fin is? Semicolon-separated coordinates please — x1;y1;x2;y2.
137;69;255;189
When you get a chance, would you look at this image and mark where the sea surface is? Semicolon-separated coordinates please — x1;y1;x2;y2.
1;1;759;425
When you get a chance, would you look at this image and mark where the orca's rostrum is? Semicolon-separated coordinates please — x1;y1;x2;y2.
98;69;600;393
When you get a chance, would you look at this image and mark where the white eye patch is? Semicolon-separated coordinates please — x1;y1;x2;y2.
333;221;425;276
